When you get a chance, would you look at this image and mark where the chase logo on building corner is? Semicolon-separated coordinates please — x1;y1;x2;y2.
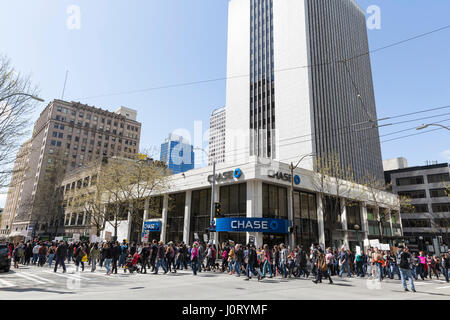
268;170;301;185
208;168;243;182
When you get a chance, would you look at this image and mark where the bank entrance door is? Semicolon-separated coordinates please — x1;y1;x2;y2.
263;234;288;248
218;232;247;247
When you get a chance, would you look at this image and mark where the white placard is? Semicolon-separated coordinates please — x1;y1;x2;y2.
73;233;80;241
363;239;369;247
55;236;63;241
203;234;208;243
90;235;97;243
356;246;361;253
194;233;199;240
369;239;380;247
381;244;390;251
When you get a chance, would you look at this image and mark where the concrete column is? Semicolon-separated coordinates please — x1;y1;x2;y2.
340;198;349;249
141;198;149;242
317;194;325;250
183;190;192;244
388;209;393;245
161;194;169;243
211;187;220;245
246;180;263;248
360;202;369;250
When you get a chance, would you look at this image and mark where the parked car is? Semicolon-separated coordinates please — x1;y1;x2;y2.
0;244;11;272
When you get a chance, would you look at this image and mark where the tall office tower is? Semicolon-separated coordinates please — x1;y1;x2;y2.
10;99;141;235
0;140;31;236
160;133;195;174
225;0;384;182
208;107;226;166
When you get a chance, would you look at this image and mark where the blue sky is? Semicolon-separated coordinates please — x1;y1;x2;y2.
0;0;449;205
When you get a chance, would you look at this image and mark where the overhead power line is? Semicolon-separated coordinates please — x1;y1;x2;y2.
77;24;450;100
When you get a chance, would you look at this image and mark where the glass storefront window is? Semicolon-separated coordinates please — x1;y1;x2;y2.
292;191;318;248
166;193;185;243
220;183;247;216
262;183;288;219
148;196;163;219
190;188;211;244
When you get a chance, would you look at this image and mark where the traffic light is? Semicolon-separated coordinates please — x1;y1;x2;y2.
214;202;222;217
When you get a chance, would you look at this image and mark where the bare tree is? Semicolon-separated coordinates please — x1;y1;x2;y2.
97;153;171;239
312;153;361;232
0;55;40;190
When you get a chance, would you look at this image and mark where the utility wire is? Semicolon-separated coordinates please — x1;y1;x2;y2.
77;24;450;100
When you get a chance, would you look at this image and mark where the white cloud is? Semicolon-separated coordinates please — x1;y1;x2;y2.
442;150;450;161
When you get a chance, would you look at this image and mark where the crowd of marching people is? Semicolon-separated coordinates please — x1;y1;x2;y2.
4;239;450;291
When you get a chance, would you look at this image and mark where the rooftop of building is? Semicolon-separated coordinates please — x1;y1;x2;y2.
211;106;225;116
384;162;449;175
39;99;140;123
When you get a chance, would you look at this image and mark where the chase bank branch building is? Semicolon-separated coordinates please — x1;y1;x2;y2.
104;0;402;250
118;157;400;251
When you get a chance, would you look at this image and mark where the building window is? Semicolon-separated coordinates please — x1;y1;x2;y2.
346;202;361;230
190;188;211;244
432;203;450;213
166;193;185;243
429;188;448;198
262;183;287;219
292;191;318;247
403;219;431;228
396;176;424;186
398;190;427;199
219;183;247;216
427;173;450;184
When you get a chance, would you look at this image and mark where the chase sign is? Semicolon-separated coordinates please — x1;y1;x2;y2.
143;221;161;232
208;168;243;183
215;218;289;234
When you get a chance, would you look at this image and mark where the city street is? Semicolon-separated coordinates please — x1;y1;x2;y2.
1;264;449;300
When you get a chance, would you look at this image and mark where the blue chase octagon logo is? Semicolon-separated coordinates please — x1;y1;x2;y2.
294;175;301;185
233;168;242;179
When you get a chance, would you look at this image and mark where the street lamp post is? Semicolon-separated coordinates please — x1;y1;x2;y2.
416;123;450;131
0;92;44;103
289;153;315;248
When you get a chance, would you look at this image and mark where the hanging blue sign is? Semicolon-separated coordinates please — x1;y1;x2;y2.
215;218;290;234
143;221;161;232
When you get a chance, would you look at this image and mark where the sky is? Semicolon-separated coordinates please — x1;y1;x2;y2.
0;0;449;206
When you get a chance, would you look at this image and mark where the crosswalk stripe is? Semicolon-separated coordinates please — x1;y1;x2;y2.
16;272;46;284
437;285;450;289
43;270;83;280
0;278;16;288
16;272;55;284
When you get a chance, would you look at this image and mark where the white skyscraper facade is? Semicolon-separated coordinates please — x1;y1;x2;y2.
225;0;384;183
208;107;226;166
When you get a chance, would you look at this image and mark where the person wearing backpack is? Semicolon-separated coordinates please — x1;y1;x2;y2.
191;242;200;275
74;244;85;272
260;244;273;279
234;244;244;277
325;247;334;277
244;244;261;281
398;246;416;292
313;248;333;284
355;249;365;277
443;251;450;283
